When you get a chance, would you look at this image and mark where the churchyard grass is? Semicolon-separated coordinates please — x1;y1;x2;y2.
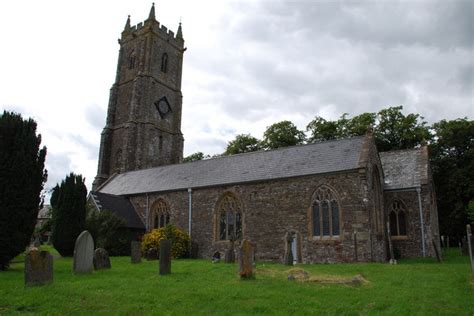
0;249;472;315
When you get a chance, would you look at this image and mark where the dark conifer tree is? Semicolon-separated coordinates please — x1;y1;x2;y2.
0;111;47;270
51;173;87;256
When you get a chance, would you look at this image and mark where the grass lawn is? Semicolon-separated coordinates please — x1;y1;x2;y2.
0;249;473;315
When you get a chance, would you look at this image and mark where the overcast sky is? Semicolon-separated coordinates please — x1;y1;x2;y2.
0;0;472;199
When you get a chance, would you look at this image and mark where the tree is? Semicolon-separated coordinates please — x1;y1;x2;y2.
224;134;262;155
429;118;474;240
262;120;306;150
0;111;47;270
85;206;130;255
51;173;87;257
183;152;210;162
306;106;430;151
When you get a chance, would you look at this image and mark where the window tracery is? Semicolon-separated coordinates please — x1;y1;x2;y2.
389;200;407;237
216;194;243;241
311;186;340;238
150;199;170;229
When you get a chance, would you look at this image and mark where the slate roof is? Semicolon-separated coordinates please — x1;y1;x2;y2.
99;136;366;196
380;148;423;190
90;191;145;230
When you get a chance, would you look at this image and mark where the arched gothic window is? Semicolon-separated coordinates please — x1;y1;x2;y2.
161;53;168;73
150;199;170;229
389;200;407;236
216;194;243;241
128;51;136;69
311;186;340;238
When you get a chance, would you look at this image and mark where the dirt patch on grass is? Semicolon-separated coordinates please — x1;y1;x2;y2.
256;267;368;286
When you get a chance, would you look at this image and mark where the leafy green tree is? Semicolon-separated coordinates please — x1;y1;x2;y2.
429;118;474;240
306;106;430;151
0;111;47;270
183;152;210;162
224;134;262;155
262;120;306;150
51;173;87;257
375;106;431;151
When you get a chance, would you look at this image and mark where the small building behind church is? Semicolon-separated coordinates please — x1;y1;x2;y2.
89;5;440;263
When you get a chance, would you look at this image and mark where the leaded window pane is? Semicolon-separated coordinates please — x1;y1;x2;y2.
312;203;320;236
235;212;242;239
322;201;330;236
398;211;407;235
227;211;234;239
389;211;398;236
219;213;226;240
331;201;339;236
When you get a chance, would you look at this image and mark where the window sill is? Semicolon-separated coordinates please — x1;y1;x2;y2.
391;236;408;241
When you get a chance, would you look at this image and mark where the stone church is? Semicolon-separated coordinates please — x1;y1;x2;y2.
90;5;440;263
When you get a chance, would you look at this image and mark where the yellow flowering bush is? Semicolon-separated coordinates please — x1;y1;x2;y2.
141;225;190;259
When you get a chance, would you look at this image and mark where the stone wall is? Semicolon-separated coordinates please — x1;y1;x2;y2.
130;168;387;264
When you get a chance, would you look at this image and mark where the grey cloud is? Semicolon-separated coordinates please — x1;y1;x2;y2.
85;103;106;131
44;152;72;192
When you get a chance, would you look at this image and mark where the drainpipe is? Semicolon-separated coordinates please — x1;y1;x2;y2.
146;193;149;231
188;188;192;238
416;187;426;257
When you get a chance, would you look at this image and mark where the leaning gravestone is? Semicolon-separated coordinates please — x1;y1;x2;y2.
73;230;94;274
159;239;171;275
25;249;53;286
131;241;141;264
239;239;254;279
93;248;111;270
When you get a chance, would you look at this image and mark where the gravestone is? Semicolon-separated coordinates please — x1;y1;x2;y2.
431;239;442;263
131;241;141;264
225;238;235;263
73;230;94;274
146;247;158;261
159;239;171;275
239;239;254;278
284;233;293;266
93;248;111;270
467;225;474;275
386;222;397;264
24;249;53;286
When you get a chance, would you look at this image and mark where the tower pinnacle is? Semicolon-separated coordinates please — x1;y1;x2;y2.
148;3;156;20
124;15;131;31
177;21;183;39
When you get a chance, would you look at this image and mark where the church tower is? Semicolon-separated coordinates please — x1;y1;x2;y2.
93;4;185;190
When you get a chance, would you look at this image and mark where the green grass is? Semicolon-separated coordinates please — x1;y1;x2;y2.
1;249;473;315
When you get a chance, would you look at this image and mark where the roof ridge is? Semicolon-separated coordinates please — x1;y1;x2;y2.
380;147;422;155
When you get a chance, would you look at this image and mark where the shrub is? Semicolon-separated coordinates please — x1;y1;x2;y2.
141;225;190;259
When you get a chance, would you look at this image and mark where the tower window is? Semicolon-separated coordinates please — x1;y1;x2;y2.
161;53;168;73
129;52;136;69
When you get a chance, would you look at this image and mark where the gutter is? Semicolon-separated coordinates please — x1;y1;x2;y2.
416;187;426;257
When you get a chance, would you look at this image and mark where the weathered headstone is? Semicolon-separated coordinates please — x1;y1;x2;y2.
93;248;111;270
146;247;158;261
239;239;254;278
225;238;235;263
284;233;293;266
431;239;442;263
159;239;171;275
73;230;94;274
25;249;53;286
467;225;474;276
386;222;397;264
131;241;141;264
